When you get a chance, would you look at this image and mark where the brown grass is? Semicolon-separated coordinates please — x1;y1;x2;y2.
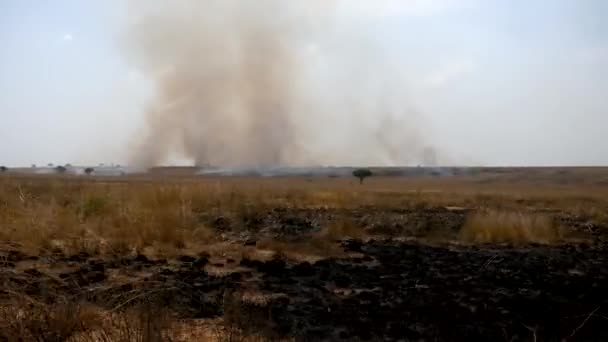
0;297;287;342
0;299;102;341
0;174;606;255
1;172;607;340
459;209;563;244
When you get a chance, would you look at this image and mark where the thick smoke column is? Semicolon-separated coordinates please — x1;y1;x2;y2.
126;0;436;167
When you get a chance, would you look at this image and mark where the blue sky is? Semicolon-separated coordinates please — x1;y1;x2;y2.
0;0;607;166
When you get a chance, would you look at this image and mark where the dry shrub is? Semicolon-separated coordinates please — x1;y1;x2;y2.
459;209;562;244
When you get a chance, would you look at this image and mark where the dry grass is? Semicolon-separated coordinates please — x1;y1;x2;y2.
459;209;563;244
0;297;286;342
0;178;222;256
0;299;101;342
1;172;607;340
0;174;606;256
0;303;174;342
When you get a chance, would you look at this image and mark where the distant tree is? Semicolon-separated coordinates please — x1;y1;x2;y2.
55;165;67;174
31;164;36;168
48;163;54;167
84;167;94;175
65;163;72;167
353;168;373;184
0;166;7;173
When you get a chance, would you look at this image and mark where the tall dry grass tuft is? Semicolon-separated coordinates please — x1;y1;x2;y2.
86;303;174;342
0;299;101;342
459;209;562;244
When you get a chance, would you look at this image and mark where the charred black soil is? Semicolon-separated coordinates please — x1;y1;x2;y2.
2;206;607;341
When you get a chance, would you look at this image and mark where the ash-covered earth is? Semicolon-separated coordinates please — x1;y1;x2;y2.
1;207;607;341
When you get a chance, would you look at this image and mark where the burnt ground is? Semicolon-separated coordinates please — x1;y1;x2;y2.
205;206;469;241
1;207;608;341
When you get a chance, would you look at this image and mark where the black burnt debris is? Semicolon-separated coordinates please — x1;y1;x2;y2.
2;237;607;341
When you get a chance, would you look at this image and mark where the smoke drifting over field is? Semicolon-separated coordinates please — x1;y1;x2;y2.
126;0;437;168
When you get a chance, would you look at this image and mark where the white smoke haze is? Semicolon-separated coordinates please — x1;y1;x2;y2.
125;0;440;168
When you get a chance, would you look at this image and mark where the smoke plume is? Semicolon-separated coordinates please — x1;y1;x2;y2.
126;0;437;168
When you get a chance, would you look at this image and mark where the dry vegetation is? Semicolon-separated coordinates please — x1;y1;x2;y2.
1;174;607;255
459;209;562;244
1;171;607;340
0;298;267;342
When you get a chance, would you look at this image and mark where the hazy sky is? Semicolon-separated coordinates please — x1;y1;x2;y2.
1;0;607;167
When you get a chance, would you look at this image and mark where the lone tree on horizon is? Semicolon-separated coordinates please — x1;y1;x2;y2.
353;168;373;184
84;167;94;175
0;166;7;173
55;165;67;174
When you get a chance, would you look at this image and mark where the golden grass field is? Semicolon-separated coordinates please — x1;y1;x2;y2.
1;169;608;341
1;171;607;254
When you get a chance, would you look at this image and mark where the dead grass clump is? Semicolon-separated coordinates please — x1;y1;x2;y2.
0;297;175;342
0;299;101;342
0;297;278;342
86;304;174;342
63;237;102;256
572;205;608;227
459;209;562;244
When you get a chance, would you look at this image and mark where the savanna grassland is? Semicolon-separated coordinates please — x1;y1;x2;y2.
1;168;608;341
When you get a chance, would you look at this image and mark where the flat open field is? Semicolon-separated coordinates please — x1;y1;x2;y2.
1;168;608;341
